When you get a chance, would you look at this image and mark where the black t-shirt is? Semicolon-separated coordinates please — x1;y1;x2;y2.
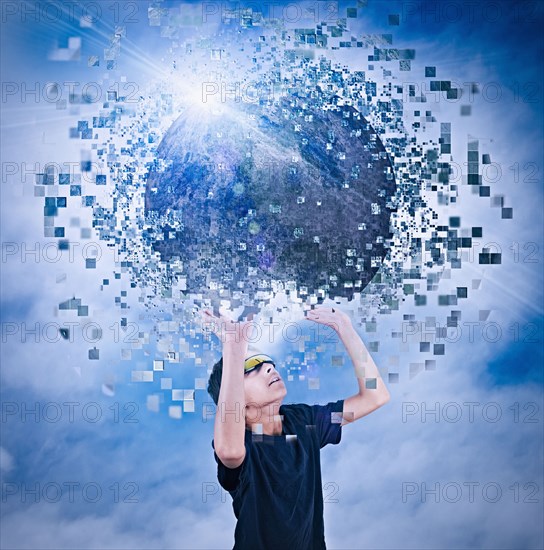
212;399;344;550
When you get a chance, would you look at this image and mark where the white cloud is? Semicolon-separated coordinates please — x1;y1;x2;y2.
1;501;237;550
321;338;543;549
1;5;542;550
0;447;15;473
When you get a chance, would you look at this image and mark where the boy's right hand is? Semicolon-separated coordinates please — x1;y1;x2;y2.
200;309;255;355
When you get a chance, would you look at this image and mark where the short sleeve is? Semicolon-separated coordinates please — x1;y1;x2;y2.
211;439;248;492
311;399;344;448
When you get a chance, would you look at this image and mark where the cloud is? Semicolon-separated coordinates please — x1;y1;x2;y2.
1;2;542;550
0;447;15;473
321;339;543;549
1;499;238;550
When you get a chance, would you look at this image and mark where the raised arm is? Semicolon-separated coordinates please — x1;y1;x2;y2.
202;309;250;469
306;306;390;425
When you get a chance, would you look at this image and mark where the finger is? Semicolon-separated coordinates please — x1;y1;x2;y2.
210;310;231;325
216;309;234;322
201;309;216;321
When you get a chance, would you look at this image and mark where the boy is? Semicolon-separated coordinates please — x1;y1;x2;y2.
203;306;390;549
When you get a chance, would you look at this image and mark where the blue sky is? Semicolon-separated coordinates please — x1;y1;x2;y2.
1;1;543;548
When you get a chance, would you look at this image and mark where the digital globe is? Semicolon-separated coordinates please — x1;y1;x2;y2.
144;93;397;306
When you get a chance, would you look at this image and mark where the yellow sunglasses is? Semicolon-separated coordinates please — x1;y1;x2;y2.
244;354;275;374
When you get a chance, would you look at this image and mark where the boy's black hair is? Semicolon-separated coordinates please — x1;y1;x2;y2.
207;356;223;405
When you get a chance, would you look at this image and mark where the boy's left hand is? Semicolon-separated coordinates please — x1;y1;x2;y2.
305;306;352;334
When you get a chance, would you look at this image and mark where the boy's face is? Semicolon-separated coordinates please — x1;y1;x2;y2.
243;361;286;409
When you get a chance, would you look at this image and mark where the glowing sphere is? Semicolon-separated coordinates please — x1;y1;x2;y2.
145;94;397;303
